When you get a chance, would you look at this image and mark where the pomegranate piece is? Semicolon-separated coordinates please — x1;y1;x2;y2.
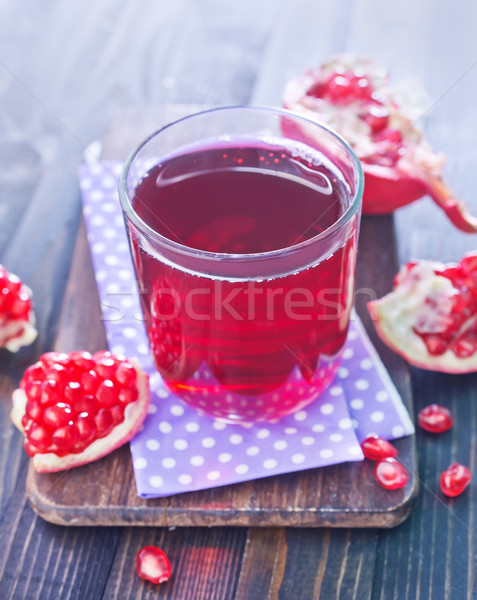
361;434;398;460
0;264;37;352
283;54;477;232
136;546;171;584
440;463;471;497
418;404;453;433
374;458;409;490
10;351;150;472
368;252;477;373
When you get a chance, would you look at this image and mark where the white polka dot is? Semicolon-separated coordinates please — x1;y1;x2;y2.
312;423;325;433
104;228;117;239
80;178;92;189
292;453;306;464
257;428;270;439
392;425;404;437
95;270;107;282
352;418;359;429
343;347;354;359
157;388;170;399
121;296;134;308
147;404;157;414
185;422;200;433
102;175;116;188
355;379;369;391
329;433;343;443
219;452;232;463
92;242;106;254
348;445;362;456
178;474;192;485
320;448;334;459
134;457;148;470
246;446;260;456
158;421;172;434
123;327;137;339
338;418;353;430
371;411;385;423
376;390;389;402
330;386;343;397
235;464;249;474
170;404;184;417
201;437;216;448
213;421;227;430
190;455;204;466
229;434;243;445
207;470;221;481
162;457;176;469
119;269;132;280
320;403;334;415
111;344;126;355
146;439;160;451
264;458;278;469
106;282;121;294
102;202;116;213
294;410;307;422
90;189;104;200
338;367;349;379
360;358;373;370
105;254;119;266
348;329;358;341
350;398;364;410
91;215;105;226
149;475;163;488
301;436;315;446
284;427;298;435
174;439;188;450
274;440;287;450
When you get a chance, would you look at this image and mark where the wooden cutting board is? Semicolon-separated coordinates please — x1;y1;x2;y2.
26;110;418;528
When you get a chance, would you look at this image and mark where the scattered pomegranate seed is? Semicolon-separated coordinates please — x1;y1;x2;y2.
418;404;453;433
361;434;398;460
440;463;471;497
374;458;409;490
136;546;171;584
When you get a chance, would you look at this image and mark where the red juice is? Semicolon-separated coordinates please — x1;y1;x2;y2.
128;139;358;422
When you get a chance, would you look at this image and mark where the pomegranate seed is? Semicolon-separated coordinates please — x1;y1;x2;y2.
75;414;97;444
374;458;409;490
41;352;69;367
110;404;124;424
40;379;63;405
418;404;453;433
95;408;113;436
440;463;471;497
29;422;52;450
96;357;118;379
361;434;398;460
24;379;42;401
69;351;94;371
118;387;139;405
115;362;137;387
364;103;389;133
81;369;100;394
26;398;42;420
51;424;77;450
460;254;477;275
97;380;118;406
422;335;448;356
75;395;98;416
46;364;70;385
453;338;477;358
23;362;44;382
136;546;171;584
64;381;84;404
43;402;73;428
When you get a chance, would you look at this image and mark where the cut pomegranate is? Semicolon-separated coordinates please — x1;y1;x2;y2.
10;351;150;472
374;458;409;490
368;252;477;372
136;546;171;584
440;462;471;497
361;434;398;460
283;54;477;232
418;404;454;433
0;265;37;352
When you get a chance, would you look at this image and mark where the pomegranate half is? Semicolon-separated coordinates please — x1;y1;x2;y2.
11;351;150;472
283;54;477;232
368;253;477;373
0;264;37;352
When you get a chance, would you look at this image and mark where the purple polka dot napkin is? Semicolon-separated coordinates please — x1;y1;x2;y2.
79;160;414;498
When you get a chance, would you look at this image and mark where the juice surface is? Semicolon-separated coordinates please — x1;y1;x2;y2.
129;139;357;421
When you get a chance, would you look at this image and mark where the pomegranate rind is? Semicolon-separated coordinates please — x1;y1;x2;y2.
0;281;38;352
368;260;477;373
11;358;150;473
283;54;477;232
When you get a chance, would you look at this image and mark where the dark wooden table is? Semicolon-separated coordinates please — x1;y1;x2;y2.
2;1;477;598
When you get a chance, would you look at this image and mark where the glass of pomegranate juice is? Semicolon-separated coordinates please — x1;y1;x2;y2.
119;106;363;423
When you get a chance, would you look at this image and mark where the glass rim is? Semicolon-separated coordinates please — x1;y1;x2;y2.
118;105;364;265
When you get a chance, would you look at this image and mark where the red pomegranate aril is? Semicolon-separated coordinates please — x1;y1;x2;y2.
118;387;139;405
43;402;73;428
95;408;113;435
23;363;44;382
453;338;477;358
40;379;63;405
51;423;77;450
46;364;69;385
110;404;124;424
29;422;52;450
115;362;137;387
136;546;171;584
361;434;398;460
97;380;118;406
440;463;471;497
418;404;453;433
96;357;118;379
64;381;83;404
75;414;96;444
374;458;409;490
24;379;42;401
75;394;98;415
422;334;448;356
69;351;95;371
26;398;42;420
41;352;69;367
81;369;100;394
